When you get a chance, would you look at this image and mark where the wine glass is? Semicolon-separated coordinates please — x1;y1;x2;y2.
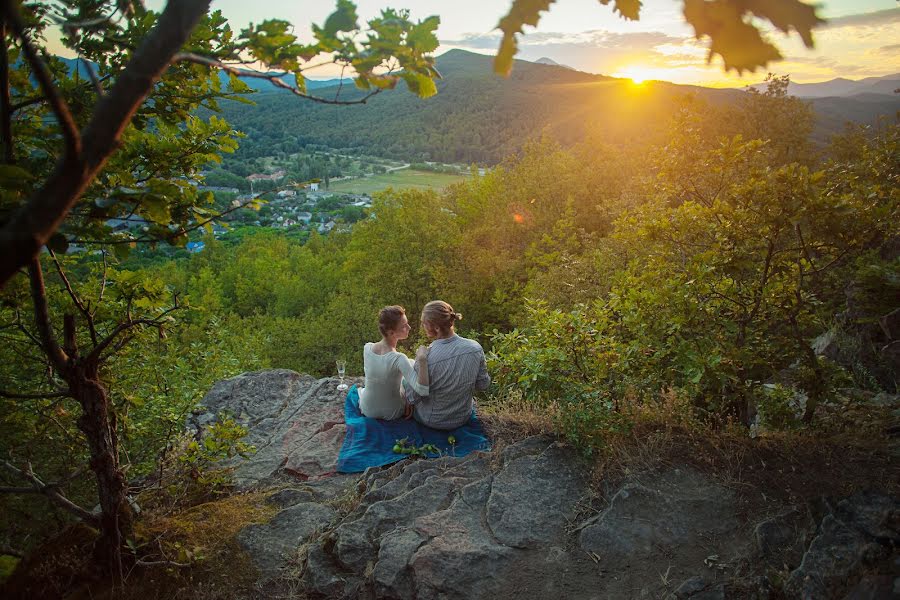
336;359;348;391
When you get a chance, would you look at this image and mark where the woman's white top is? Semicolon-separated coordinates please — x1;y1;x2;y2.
359;342;430;420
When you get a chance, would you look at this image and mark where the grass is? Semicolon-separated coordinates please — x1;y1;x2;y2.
2;492;278;600
327;168;468;194
480;387;900;506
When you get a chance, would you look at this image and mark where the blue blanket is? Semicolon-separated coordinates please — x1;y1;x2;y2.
336;386;491;473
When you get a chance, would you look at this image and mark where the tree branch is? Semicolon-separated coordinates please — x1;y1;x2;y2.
0;544;23;557
48;249;98;346
2;460;99;526
28;258;68;371
87;300;181;364
1;1;80;156
172;52;382;105
0;0;214;288
0;16;14;164
70;192;264;245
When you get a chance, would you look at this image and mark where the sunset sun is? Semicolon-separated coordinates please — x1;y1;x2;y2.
612;65;676;85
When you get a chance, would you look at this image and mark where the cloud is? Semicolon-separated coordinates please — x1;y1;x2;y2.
876;43;900;55
441;29;680;51
825;8;900;29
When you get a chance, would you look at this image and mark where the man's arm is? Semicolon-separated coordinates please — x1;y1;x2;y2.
406;358;428;405
474;351;491;391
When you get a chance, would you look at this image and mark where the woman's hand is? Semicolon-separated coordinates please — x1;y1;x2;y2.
415;345;430;361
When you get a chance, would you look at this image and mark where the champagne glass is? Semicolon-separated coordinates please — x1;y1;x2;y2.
336;359;348;391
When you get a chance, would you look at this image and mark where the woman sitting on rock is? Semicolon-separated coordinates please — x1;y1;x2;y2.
358;305;429;420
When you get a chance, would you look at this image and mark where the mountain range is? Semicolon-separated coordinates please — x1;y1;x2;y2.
57;51;899;165
746;73;899;98
215;50;898;164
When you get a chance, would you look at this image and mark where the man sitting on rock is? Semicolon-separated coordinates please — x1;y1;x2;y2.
404;300;491;430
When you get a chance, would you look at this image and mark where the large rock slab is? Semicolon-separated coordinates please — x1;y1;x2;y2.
190;370;358;488
486;443;587;548
577;466;749;597
784;492;900;599
303;436;593;599
578;466;740;558
237;502;336;579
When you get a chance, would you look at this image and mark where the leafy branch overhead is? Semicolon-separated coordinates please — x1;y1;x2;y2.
494;0;825;76
237;0;441;98
0;0;441;287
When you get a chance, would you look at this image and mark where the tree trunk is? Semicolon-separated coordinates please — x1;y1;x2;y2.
67;362;133;579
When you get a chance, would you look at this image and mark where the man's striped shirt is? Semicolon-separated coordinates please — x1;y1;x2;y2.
407;334;490;430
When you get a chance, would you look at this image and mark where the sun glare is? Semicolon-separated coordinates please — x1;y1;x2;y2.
612;65;674;85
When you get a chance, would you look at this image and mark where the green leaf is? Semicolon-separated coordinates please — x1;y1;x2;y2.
407;16;440;53
494;0;556;76
684;0;788;73
227;72;251;94
322;0;358;36
112;243;132;260
401;71;437;98
0;164;34;191
746;0;824;47
294;71;307;94
368;74;399;90
599;0;641;20
141;194;172;224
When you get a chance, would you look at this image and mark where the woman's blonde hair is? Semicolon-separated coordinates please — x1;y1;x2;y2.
421;300;462;334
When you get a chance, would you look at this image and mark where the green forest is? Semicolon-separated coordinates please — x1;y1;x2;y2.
1;0;898;598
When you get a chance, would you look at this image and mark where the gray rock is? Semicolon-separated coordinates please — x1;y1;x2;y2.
785;515;866;597
835;492;900;543
303;436;592;599
266;488;317;508
754;507;813;566
579;467;738;558
486;442;589;548
869;393;900;408
334;476;459;572
191;370;359;488
673;576;706;597
302;542;348;598
690;584;725;600
237;502;335;578
843;574;897;600
372;528;427;598
785;493;900;599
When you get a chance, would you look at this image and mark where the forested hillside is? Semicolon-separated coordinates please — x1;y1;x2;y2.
218;49;899;164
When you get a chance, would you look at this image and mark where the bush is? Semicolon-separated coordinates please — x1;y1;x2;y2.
179;414;256;489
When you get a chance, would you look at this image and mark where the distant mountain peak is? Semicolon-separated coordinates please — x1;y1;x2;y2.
534;57;574;70
746;73;900;98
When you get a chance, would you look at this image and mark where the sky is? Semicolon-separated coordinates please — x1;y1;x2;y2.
120;1;900;86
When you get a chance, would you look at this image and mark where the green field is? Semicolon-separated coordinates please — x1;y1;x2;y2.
328;168;468;194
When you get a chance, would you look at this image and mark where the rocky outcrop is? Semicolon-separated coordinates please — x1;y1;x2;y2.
302;435;594;599
191;371;898;598
189;370;358;488
784;493;900;599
